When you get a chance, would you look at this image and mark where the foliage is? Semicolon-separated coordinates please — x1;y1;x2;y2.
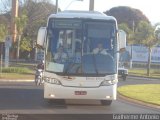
0;24;7;42
0;13;10;25
105;6;150;30
0;14;10;43
2;67;31;73
133;21;159;76
0;0;57;56
118;23;133;44
20;37;32;52
21;0;56;39
118;23;132;34
15;10;28;59
134;21;157;47
15;10;28;35
154;26;160;40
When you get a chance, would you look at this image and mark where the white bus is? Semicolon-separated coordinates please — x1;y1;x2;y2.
37;11;126;105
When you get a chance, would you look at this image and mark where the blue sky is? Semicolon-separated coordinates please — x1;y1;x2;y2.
52;0;160;24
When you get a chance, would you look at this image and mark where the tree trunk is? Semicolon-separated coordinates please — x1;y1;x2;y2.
147;47;152;76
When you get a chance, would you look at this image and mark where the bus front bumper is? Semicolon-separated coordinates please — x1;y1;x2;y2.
44;83;117;100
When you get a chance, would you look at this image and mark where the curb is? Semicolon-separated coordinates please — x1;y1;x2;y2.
0;79;34;82
118;93;160;110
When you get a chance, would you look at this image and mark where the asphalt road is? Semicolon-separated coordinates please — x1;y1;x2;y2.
0;77;159;119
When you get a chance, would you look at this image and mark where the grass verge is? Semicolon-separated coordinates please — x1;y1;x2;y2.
2;67;32;74
129;69;160;78
118;84;160;106
0;65;35;80
0;73;34;80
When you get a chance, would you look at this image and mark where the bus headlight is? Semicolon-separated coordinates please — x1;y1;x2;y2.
44;77;61;85
100;79;117;86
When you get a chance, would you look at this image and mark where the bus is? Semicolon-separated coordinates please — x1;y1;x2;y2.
37;10;126;105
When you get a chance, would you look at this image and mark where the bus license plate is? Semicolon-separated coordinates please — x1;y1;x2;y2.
75;91;87;95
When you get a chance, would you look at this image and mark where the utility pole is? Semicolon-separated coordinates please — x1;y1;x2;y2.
11;0;18;43
89;0;94;11
130;20;135;69
11;0;18;59
55;0;58;13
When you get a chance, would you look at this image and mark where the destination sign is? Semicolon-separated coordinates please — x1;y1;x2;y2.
54;20;82;29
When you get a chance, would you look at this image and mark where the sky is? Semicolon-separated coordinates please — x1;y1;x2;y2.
0;0;159;25
51;0;160;25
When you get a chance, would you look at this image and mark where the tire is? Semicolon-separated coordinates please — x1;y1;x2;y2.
101;100;112;106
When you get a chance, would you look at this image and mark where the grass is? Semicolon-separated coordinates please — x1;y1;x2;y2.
2;67;32;74
118;84;160;106
0;73;34;80
0;62;35;80
129;69;160;78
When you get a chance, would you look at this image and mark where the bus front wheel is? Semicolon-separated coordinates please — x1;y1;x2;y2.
101;100;112;106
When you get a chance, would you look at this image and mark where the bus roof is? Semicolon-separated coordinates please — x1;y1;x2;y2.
48;10;116;21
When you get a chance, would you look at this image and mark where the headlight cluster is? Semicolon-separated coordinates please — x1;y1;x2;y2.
44;77;61;85
100;79;118;86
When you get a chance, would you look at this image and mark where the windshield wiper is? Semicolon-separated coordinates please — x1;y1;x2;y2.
64;62;81;74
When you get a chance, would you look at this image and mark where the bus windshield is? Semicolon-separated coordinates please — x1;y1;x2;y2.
45;18;117;76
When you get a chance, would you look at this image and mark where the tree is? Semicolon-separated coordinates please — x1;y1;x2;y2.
105;6;149;30
134;21;159;76
154;24;160;40
0;14;10;26
19;36;32;59
0;24;8;60
20;37;32;52
118;23;133;44
0;24;8;42
15;10;28;59
21;0;57;39
19;0;57;59
0;0;57;60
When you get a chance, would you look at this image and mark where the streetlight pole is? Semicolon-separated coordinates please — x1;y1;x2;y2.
89;0;94;11
55;0;58;13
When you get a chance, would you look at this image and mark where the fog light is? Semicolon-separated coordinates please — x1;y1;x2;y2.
106;96;111;99
49;94;55;98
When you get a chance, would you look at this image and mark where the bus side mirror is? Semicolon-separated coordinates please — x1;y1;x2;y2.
37;27;46;49
118;29;126;50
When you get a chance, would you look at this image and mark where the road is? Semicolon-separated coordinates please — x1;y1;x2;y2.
0;77;159;119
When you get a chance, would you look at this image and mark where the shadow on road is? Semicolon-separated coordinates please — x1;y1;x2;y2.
0;88;67;110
